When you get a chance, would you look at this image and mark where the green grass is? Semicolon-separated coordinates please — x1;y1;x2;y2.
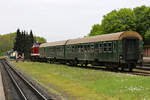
11;61;150;100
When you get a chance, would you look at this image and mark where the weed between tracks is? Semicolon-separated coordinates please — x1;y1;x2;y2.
11;61;150;100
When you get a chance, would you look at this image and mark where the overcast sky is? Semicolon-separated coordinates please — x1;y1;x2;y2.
0;0;149;42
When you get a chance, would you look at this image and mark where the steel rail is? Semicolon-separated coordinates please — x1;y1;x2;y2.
3;60;50;100
1;62;28;100
5;61;48;100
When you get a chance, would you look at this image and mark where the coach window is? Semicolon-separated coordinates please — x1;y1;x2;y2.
86;45;89;52
67;46;69;50
78;45;81;53
108;42;112;52
62;46;63;52
60;47;62;51
103;43;108;52
74;45;76;51
69;46;71;52
79;45;81;53
113;41;116;52
95;44;98;49
59;47;61;51
81;45;84;52
75;45;78;52
90;44;94;53
91;44;94;49
75;45;78;51
72;46;74;52
57;47;59;51
99;43;103;53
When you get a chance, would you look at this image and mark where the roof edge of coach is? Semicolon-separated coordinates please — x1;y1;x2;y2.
119;31;143;40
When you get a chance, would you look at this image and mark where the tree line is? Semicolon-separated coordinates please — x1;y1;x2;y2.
13;29;34;59
0;30;46;56
89;5;150;44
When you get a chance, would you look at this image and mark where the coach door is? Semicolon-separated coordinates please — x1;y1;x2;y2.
123;37;139;61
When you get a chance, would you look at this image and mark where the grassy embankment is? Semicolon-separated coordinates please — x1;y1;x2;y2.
11;61;150;100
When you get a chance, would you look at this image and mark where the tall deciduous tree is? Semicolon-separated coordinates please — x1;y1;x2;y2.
144;29;150;44
101;8;136;34
89;6;150;44
134;5;150;37
89;24;104;36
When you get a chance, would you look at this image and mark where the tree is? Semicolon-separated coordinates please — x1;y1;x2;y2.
13;29;33;59
0;31;46;56
89;24;104;36
24;33;31;59
0;35;13;55
14;29;22;53
134;5;150;37
30;30;34;45
34;36;47;43
89;6;150;44
101;8;136;34
144;28;150;44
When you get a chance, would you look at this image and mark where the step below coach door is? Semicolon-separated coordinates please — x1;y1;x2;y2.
123;37;139;61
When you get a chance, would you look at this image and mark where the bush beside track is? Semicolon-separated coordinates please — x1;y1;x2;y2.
11;61;150;100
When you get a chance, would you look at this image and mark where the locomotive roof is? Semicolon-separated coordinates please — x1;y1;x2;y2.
40;40;68;47
66;31;142;45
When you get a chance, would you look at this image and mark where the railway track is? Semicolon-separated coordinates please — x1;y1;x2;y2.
0;59;53;100
71;64;150;76
135;66;150;71
123;71;150;76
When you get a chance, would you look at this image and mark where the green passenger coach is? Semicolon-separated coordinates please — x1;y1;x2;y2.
39;31;143;71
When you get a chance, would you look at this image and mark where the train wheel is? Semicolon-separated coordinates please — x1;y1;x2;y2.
113;67;118;72
85;63;88;67
69;61;73;66
81;63;84;67
129;64;135;72
121;67;124;71
74;60;78;66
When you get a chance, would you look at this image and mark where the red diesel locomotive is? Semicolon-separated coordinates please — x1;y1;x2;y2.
30;43;41;61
